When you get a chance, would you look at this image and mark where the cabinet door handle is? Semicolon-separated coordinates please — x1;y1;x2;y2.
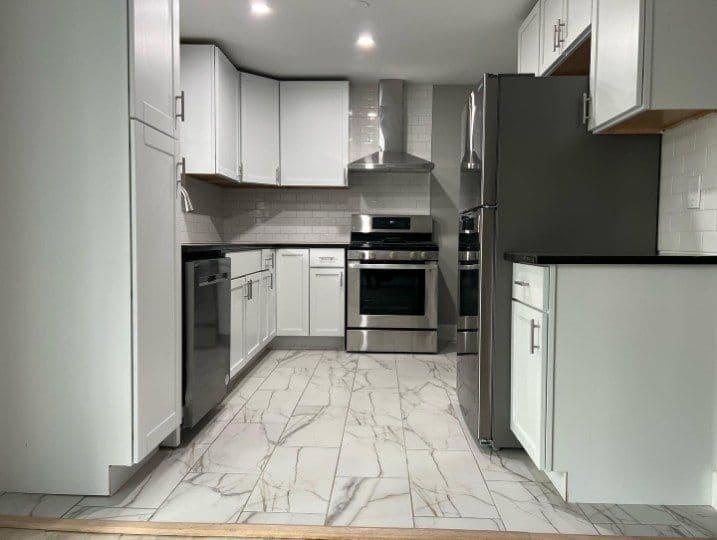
552;23;559;52
581;92;591;125
282;253;303;257
557;19;566;45
340;272;343;288
175;90;185;121
319;256;335;260
530;319;540;354
270;273;274;290
514;280;529;287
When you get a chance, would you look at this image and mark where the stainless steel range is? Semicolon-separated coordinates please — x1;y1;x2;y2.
346;214;438;353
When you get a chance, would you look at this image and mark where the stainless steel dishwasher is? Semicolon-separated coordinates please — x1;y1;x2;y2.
183;257;230;428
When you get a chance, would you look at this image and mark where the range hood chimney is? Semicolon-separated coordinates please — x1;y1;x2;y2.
348;79;434;173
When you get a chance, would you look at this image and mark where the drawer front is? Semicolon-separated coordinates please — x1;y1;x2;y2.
229;251;262;278
310;248;345;268
261;249;275;270
512;263;549;311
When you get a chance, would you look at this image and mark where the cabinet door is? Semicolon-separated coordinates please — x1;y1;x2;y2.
230;277;246;379
510;301;548;470
130;120;177;462
259;270;269;345
280;81;349;186
241;73;279;185
564;0;591;47
214;48;241;181
590;0;645;130
180;44;215;174
267;270;277;340
310;268;345;337
244;274;262;360
276;249;310;336
518;2;541;74
129;0;179;138
540;0;566;74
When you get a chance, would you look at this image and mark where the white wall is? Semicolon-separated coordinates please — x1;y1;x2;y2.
658;113;717;254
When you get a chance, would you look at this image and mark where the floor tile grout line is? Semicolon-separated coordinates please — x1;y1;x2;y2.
322;351;358;525
233;349;325;521
400;353;418;528
149;348;287;523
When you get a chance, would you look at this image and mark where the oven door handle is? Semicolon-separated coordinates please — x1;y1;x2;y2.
348;262;438;270
459;263;480;271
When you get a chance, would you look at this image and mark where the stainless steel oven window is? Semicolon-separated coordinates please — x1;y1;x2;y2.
347;262;438;329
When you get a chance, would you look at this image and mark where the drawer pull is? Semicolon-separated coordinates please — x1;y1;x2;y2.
514;280;529;287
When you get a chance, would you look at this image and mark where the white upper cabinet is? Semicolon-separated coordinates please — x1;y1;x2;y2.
517;2;541;74
589;0;717;133
564;0;592;46
241;73;280;185
539;0;566;74
180;44;241;182
130;120;178;462
214;49;241;181
280;81;349;187
129;0;180;138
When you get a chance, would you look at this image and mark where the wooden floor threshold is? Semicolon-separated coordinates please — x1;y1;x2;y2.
0;515;675;540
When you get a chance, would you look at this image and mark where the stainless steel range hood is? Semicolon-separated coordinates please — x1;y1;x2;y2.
348;79;435;173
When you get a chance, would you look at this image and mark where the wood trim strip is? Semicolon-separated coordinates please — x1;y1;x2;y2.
0;515;672;540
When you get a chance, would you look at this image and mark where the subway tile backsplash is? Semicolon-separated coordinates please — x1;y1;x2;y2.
180;82;434;245
223;172;430;243
658;113;717;254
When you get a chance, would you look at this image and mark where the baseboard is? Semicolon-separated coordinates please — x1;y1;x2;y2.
271;336;344;350
438;324;457;342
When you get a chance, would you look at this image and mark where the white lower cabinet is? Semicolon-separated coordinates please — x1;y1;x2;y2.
276;249;310;336
276;248;345;338
229;250;276;379
309;268;345;336
509;262;717;505
244;273;262;360
261;269;276;345
510;300;548;470
230;277;246;378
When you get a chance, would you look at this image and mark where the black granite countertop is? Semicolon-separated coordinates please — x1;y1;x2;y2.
505;252;717;264
182;243;349;259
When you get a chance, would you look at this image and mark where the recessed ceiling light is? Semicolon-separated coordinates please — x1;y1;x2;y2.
251;1;272;16
356;33;375;49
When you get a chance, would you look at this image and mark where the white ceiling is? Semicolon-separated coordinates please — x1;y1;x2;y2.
180;0;534;83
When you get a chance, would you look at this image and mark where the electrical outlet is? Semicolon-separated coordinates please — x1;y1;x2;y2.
687;175;702;209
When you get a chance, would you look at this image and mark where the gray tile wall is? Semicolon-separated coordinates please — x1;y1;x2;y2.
658;113;717;254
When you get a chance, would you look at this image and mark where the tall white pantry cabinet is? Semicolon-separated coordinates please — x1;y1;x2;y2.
0;0;182;495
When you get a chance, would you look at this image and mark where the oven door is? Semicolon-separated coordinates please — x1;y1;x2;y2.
347;261;438;329
458;263;479;330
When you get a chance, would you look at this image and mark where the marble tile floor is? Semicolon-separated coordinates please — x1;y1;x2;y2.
0;348;715;537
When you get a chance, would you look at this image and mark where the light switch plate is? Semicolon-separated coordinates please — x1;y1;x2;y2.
687;175;702;209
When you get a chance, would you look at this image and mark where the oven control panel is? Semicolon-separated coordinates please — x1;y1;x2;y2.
347;250;439;262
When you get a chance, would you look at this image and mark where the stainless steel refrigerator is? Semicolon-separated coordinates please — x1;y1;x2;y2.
456;74;661;449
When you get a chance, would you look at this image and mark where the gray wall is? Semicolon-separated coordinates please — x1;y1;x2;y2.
431;85;472;330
